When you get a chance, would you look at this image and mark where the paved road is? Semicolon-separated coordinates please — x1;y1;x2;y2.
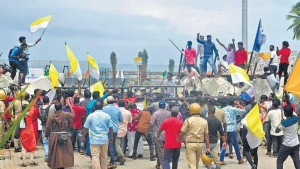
0;145;296;169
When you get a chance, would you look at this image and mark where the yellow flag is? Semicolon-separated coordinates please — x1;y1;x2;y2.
66;44;82;80
30;14;53;33
49;63;58;88
285;58;300;97
143;97;147;109
91;81;104;97
87;54;100;80
241;103;265;148
229;64;252;86
247;104;265;139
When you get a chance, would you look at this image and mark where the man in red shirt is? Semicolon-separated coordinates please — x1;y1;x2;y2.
277;41;291;85
235;42;248;69
184;41;198;69
157;106;183;169
127;103;144;157
69;97;87;153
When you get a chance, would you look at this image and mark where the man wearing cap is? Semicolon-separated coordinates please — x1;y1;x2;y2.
147;101;171;169
103;96;124;169
184;41;197;68
197;33;219;76
177;103;210;169
197;35;205;74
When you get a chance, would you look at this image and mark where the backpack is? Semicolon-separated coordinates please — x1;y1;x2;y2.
8;46;20;58
40;105;51;126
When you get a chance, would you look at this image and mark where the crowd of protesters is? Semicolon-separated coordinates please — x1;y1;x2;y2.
0;78;299;169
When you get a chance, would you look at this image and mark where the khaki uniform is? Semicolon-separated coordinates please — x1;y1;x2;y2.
13;100;28;150
181;115;208;169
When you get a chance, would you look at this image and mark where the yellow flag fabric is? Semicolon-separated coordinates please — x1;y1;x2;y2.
66;44;82;80
247;104;265;139
241;103;265;148
259;53;271;60
285;58;300;97
87;54;100;80
143;97;147;108
49;63;59;88
30;14;53;33
91;81;104;97
229;64;251;86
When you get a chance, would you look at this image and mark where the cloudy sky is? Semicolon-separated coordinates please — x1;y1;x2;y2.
1;0;299;65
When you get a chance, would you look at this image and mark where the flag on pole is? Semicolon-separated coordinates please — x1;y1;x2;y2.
30;14;53;33
91;81;105;97
66;44;82;81
120;69;124;79
49;63;58;88
241;104;265;148
84;70;90;79
143;96;147;108
162;70;167;78
229;64;252;86
116;70;120;78
87;54;100;80
253;20;266;52
259;53;271;64
285;57;300;97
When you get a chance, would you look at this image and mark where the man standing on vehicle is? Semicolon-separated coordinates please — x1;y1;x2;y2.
18;36;41;83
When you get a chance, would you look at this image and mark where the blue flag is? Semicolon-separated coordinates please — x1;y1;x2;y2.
253;20;266;52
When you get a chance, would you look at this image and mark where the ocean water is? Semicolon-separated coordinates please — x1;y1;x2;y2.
0;59;175;73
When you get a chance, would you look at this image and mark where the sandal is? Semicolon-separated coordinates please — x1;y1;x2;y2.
21;163;27;167
30;161;38;166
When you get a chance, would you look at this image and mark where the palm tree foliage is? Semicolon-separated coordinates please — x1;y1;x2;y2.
110;51;117;86
287;2;300;40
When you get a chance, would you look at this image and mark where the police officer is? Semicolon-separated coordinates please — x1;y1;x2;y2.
0;89;11;160
177;103;210;169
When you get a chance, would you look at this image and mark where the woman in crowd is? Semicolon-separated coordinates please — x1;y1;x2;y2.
20;104;37;167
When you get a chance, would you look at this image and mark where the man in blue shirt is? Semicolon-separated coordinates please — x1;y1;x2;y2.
82;100;113;169
197;33;219;76
8;43;28;83
103;96;123;168
220;98;246;165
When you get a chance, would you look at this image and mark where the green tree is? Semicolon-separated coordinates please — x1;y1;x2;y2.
141;49;148;82
287;2;300;40
110;51;117;87
168;59;175;73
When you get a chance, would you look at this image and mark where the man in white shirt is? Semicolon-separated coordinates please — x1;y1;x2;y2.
181;65;200;89
275;105;299;169
163;72;179;98
197;34;205;74
265;100;284;157
218;55;229;76
115;100;132;165
268;45;279;76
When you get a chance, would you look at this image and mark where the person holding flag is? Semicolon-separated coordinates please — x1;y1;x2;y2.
18;36;41;83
